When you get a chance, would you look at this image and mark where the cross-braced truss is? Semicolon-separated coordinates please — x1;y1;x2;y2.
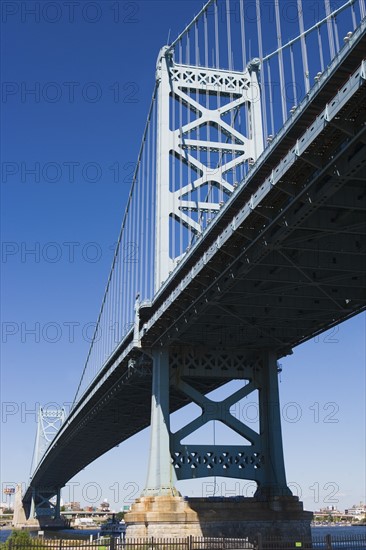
155;48;264;290
169;349;266;482
32;408;66;474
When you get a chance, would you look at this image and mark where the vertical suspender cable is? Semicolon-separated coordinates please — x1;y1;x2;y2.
226;0;233;71
179;41;183;258
318;26;325;72
108;268;114;361
145;121;149;300
107;274;111;359
226;0;233;189
351;1;357;30
325;0;336;60
136;155;141;298
140;128;145;301
171;84;175;264
136;151;141;300
359;0;365;20
297;0;310;94
130;190;135;324
240;0;249;156
289;45;297;107
147;111;150;298
121;213;127;335
110;247;117;355
214;0;223;204
125;206;131;338
195;18;200;67
129;199;134;332
110;254;115;357
98;287;104;370
151;98;156;296
204;8;210;228
214;0;219;69
104;280;109;366
116;220;122;343
133;176;138;315
122;209;130;336
267;60;275;136
186;30;191;249
195;20;201;235
114;225;120;346
144;113;150;300
127;201;133;335
131;190;135;326
239;0;247;71
109;269;114;355
73;89;158;405
114;243;119;348
112;256;117;352
274;0;287;124
256;0;268;142
130;167;136;328
204;8;209;68
110;266;114;354
138;140;144;299
333;14;340;52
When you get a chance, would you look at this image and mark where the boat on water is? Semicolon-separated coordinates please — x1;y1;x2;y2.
99;515;126;538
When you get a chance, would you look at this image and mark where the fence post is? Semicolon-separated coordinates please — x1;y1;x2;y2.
110;536;115;550
59;540;62;550
325;534;332;550
188;535;192;550
256;533;263;550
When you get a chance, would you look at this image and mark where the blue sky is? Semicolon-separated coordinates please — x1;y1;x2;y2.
1;0;365;514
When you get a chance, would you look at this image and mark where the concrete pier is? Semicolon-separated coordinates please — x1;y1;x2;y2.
125;495;313;540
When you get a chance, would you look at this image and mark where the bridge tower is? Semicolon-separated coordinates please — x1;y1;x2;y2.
28;408;66;527
126;45;311;539
154;47;264;290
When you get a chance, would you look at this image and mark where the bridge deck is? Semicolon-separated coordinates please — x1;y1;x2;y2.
24;28;366;511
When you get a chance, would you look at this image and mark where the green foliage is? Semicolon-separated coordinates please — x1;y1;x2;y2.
0;530;45;549
114;512;124;522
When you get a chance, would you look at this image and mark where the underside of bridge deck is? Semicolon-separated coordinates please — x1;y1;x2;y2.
145;103;366;352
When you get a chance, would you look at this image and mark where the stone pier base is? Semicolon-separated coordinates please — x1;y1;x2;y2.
125;495;313;541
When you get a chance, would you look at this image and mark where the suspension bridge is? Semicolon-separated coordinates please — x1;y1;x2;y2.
20;0;366;538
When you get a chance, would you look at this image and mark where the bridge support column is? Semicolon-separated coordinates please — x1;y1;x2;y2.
126;347;312;539
12;484;29;528
27;486;66;529
255;350;291;498
142;348;178;496
29;489;36;520
54;488;61;519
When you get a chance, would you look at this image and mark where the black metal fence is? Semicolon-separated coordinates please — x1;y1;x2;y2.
2;534;366;550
